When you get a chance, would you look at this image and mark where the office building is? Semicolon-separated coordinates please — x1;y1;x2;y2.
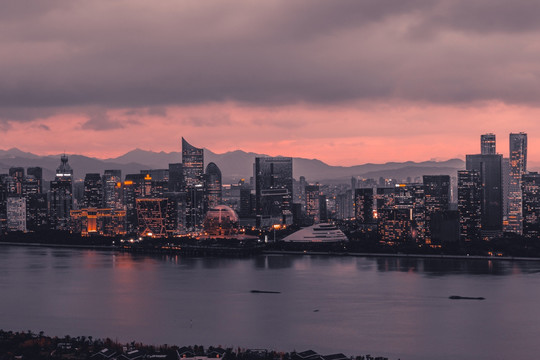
27;167;43;194
103;170;122;210
205;162;222;208
466;153;503;233
255;157;293;227
458;170;482;241
136;198;168;237
305;184;321;224
522;172;540;238
49;155;73;231
354;188;374;223
168;163;184;193
507;132;527;234
182;138;205;229
423;175;450;242
481;133;496;155
83;173;103;208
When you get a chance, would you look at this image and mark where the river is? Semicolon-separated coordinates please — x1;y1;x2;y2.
1;245;539;360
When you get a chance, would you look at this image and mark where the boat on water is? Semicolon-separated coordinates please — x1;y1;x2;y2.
449;295;485;300
282;223;348;243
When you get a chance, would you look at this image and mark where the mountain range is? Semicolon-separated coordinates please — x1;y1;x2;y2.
0;147;467;183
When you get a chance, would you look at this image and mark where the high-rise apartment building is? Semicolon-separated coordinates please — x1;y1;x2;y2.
507;132;527;234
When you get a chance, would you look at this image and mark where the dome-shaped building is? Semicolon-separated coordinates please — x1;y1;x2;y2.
203;205;239;236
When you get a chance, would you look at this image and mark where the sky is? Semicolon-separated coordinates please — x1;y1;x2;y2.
2;0;540;166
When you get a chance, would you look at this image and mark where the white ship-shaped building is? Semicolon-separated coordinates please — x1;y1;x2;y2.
282;223;348;243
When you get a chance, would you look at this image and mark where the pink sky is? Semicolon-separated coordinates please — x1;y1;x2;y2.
2;1;540;166
2;101;539;166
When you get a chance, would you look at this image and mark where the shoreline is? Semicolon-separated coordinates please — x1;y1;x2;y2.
2;241;540;262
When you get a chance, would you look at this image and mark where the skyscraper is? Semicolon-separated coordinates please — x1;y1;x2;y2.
466;153;503;234
182;138;204;188
481;133;496;155
305;184;321;224
182;138;205;229
522;172;540;238
205;162;222;208
423;175;450;242
507;132;527;234
354;188;374;223
83;173;103;208
103;170;122;210
458;170;482;241
49;155;73;230
255;157;293;227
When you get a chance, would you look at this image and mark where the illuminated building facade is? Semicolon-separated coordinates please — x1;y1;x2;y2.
70;208;126;236
458;170;482;241
7;196;26;232
136;198;168;237
376;184;425;243
255;157;293;227
49;155;73;231
305;184;320;224
522;172;540;238
182;138;205;229
182;138;204;188
481;133;496;155
83;173;103;208
103;170;122;210
205;162;222;208
354;188;374;223
507;132;527;234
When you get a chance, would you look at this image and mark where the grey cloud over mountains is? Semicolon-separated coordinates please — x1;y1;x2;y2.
1;0;540;122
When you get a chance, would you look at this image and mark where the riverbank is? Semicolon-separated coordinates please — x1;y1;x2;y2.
3;240;540;262
0;330;388;360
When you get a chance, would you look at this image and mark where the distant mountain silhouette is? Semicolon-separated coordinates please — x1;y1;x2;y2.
0;147;465;183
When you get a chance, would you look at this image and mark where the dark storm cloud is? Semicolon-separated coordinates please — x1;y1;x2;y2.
1;0;540;123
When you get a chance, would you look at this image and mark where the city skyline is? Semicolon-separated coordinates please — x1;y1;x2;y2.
2;2;540;165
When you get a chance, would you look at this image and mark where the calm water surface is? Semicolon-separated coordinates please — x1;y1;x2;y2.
1;245;540;360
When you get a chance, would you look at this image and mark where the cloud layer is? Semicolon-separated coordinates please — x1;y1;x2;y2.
1;1;540;165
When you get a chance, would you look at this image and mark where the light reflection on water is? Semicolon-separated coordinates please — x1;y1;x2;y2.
1;246;540;360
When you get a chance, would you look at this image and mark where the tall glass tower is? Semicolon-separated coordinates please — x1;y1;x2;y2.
481;133;496;155
507;132;527;234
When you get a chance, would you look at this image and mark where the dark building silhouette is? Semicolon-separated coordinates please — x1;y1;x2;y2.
27;167;43;194
522;172;540;238
49;155;73;230
466;153;503;234
168;163;184;193
136;198;168;237
255;157;293;227
481;133;496;155
319;194;328;223
423;175;450;243
205;162;222;208
83;173;103;208
458;170;482;241
508;132;527;234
